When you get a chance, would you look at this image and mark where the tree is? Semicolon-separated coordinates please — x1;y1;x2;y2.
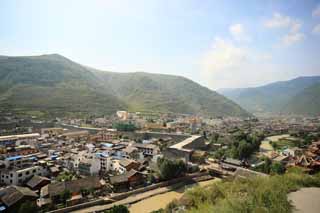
104;205;129;213
113;122;136;131
60;189;72;204
238;140;252;159
18;201;37;213
157;158;187;180
270;162;286;174
258;157;272;174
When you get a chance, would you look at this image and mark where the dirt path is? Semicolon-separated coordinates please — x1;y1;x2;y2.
288;187;320;213
72;178;218;213
129;179;219;213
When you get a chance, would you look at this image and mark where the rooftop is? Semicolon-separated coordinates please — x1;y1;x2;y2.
169;135;202;152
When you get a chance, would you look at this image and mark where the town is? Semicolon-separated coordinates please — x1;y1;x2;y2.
0;110;319;213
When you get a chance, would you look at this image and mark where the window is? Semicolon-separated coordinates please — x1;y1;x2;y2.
26;171;30;175
18;173;22;177
10;180;12;184
33;169;36;173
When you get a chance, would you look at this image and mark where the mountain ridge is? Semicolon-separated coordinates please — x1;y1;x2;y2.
218;76;320;115
0;54;250;118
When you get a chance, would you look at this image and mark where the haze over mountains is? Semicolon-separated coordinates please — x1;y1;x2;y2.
0;54;249;118
219;76;320;116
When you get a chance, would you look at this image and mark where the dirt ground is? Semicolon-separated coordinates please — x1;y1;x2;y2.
288;187;320;213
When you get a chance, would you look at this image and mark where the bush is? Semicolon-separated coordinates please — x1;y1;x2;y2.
177;169;320;213
104;205;129;213
157;158;187;180
18;201;37;213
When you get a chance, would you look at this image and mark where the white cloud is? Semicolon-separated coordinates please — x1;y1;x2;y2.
229;24;251;42
265;13;304;46
202;37;248;73
201;38;274;89
312;5;320;17
312;24;320;35
265;13;292;28
282;33;305;46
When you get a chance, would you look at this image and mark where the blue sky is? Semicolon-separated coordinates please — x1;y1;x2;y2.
1;0;320;89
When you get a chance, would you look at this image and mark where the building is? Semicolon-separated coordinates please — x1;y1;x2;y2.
74;152;100;176
41;128;64;137
39;176;103;206
0;186;38;212
132;143;160;157
118;159;140;174
109;169;145;192
26;175;51;191
0;165;48;185
0;133;40;147
116;111;129;120
165;135;205;162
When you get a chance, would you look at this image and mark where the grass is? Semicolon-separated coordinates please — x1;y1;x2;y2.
166;168;320;213
271;138;302;150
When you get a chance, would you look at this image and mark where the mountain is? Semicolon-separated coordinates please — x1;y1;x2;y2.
0;54;250;118
218;76;320;115
283;82;320;116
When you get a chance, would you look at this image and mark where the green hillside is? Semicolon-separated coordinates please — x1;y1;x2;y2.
0;54;250;118
0;54;126;117
283;82;320;116
95;71;248;117
218;76;320;115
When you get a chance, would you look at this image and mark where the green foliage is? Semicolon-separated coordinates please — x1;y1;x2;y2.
228;131;263;160
157;158;187;180
0;54;250;118
113;122;136;131
104;205;129;213
18;201;37;213
57;171;74;182
178;169;320;213
165;199;179;213
59;189;71;204
270;162;286;175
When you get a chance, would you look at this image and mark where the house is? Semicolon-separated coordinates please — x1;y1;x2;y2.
221;158;243;167
0;186;38;212
26;175;51;191
282;147;303;157
118;159;140;173
39;176;103;205
61;131;89;141
122;146;141;160
109;169;145;192
73;152;100;176
132;143;160;157
0;165;48;185
272;155;290;164
41;128;64;138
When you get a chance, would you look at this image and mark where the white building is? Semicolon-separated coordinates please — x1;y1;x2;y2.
0;165;48;185
73;151;103;176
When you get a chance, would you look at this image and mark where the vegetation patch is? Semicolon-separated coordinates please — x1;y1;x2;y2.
162;168;320;213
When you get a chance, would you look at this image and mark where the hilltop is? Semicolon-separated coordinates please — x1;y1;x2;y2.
0;54;250;118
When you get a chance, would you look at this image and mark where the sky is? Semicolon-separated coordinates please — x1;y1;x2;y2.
1;0;320;90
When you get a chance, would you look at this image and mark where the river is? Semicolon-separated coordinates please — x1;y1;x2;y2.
129;179;220;213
